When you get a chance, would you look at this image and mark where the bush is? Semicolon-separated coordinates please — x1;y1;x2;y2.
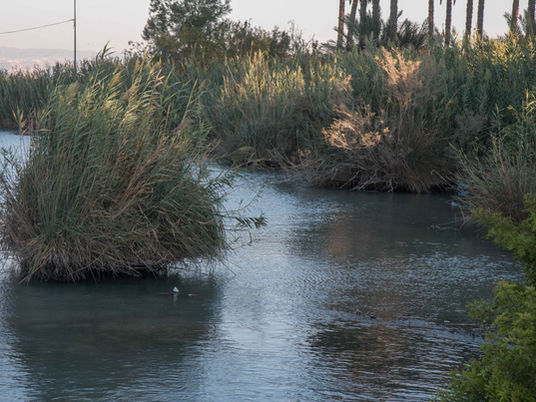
442;281;536;401
474;194;536;282
440;196;536;401
308;49;452;192
0;59;225;282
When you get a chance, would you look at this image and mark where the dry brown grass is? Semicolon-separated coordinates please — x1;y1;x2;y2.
306;49;452;193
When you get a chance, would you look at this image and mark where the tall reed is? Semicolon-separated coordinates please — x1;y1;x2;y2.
203;52;347;165
457;93;536;221
0;59;225;282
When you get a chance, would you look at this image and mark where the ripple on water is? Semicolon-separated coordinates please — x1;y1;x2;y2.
0;132;524;400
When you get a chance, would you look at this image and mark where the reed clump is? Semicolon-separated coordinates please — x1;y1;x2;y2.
0;59;225;282
203;52;347;165
307;49;451;193
457;93;536;222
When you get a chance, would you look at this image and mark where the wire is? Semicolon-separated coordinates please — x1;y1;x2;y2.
0;19;74;35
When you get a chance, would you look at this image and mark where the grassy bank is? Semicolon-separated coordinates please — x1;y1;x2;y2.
0;59;226;282
1;36;536;198
194;36;536;193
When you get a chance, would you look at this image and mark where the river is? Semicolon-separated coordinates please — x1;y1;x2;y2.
0;131;522;400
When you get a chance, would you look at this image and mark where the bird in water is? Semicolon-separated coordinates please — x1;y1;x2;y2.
172;287;179;294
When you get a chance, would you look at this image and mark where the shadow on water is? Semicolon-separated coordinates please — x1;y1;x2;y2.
1;272;223;400
307;322;479;400
280;185;521;322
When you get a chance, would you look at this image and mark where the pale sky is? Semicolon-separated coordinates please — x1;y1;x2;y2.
0;0;528;54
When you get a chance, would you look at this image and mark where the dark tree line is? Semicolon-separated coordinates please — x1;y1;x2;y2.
337;0;536;51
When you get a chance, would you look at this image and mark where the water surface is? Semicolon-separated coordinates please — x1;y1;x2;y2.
0;131;522;400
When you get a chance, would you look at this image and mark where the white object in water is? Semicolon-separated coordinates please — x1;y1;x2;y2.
172;287;179;294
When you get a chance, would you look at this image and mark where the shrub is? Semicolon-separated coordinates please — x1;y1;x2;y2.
474;195;536;282
442;281;536;401
440;196;536;401
308;49;452;193
457;93;536;221
0;59;225;282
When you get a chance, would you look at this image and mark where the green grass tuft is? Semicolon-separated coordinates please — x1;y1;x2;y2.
0;59;225;282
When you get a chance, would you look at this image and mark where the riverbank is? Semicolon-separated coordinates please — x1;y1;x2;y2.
1;37;535;283
1;38;535;396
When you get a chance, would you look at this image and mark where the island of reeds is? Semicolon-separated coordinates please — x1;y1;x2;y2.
1;1;536;397
0;59;228;282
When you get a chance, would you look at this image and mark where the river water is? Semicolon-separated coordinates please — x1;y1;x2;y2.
0;131;523;400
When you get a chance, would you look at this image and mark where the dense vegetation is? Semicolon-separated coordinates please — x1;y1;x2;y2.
0;1;535;280
440;197;536;400
457;92;536;222
3;36;536;195
0;59;227;282
0;0;536;398
439;36;536;399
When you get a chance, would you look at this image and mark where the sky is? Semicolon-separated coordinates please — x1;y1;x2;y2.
0;0;530;55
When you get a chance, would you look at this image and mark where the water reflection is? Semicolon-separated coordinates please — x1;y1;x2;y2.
0;138;525;400
308;322;477;400
283;185;520;323
3;274;222;400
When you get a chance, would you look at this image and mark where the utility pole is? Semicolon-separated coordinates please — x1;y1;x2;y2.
74;0;77;74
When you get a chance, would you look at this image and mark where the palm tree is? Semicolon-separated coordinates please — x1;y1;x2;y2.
476;0;485;37
442;0;455;44
465;0;473;39
338;0;346;49
389;0;398;42
529;0;536;34
510;0;520;33
358;0;370;47
359;0;368;23
347;0;359;48
428;0;435;38
372;0;381;41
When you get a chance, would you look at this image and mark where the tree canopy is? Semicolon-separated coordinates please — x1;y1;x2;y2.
141;0;306;61
142;0;231;59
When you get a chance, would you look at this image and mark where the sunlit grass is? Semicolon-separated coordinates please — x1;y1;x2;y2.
0;59;226;282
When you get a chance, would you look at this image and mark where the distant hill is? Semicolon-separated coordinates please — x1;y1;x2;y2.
0;46;97;71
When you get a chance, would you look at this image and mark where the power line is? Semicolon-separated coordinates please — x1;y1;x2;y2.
1;1;77;73
0;19;74;35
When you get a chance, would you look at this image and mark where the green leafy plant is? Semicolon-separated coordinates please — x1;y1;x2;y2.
442;281;536;401
440;195;536;401
474;194;536;282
